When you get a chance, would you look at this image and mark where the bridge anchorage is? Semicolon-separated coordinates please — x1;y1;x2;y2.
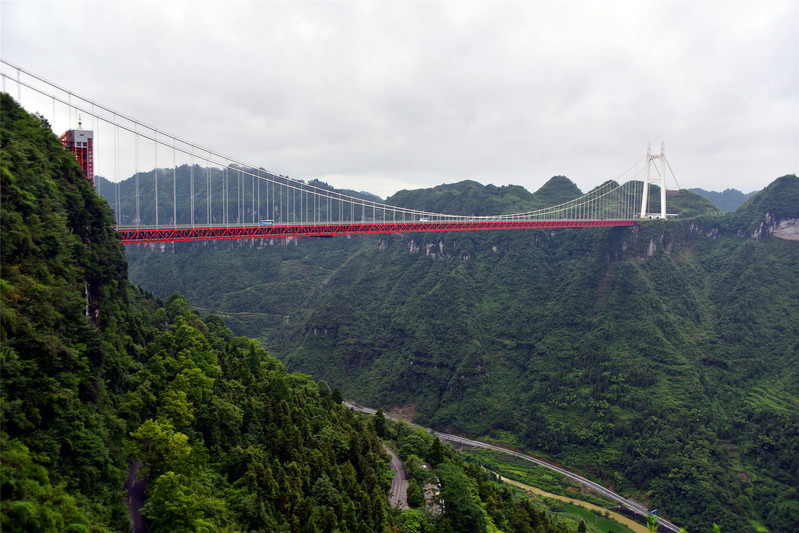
2;60;678;244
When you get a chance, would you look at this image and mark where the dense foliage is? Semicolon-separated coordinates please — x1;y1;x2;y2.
124;295;391;532
122;163;798;532
2;92;145;530
2;92;609;533
283;193;799;533
1;93;392;532
382;417;574;533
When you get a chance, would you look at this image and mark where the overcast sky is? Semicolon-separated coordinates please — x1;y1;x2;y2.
2;1;797;198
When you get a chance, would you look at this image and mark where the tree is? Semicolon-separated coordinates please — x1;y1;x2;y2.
429;437;445;466
400;433;429;459
436;462;486;533
318;380;332;405
140;472;201;532
407;479;425;508
373;408;387;437
130;418;193;478
331;387;343;405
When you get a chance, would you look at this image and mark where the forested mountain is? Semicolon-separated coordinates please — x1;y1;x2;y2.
1;93;597;533
283;178;799;533
120;160;799;532
690;188;756;213
0;91;399;532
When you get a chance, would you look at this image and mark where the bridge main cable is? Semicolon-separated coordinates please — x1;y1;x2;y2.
2;60;645;239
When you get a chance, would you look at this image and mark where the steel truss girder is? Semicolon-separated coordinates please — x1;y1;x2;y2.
117;220;636;244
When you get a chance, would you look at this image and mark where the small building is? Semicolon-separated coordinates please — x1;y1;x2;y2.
60;124;94;186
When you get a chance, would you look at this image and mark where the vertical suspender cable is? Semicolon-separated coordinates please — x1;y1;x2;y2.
172;142;176;227
154;132;159;227
114;120;120;225
224;165;228;224
94;113;99;192
135;126;140;225
190;151;195;226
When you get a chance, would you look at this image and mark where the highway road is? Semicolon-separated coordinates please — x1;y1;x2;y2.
346;402;680;533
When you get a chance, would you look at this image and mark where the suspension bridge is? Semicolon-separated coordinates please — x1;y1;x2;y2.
2;61;676;244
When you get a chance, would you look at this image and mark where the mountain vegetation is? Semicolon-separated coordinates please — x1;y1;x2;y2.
1;93;389;532
119;161;799;533
1;93;613;533
284;185;798;533
6;87;794;532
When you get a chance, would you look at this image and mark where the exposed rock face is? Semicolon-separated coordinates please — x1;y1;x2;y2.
749;213;799;241
773;218;799;242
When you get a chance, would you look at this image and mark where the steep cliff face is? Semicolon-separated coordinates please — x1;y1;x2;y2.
731;175;799;239
772;218;799;241
746;211;799;242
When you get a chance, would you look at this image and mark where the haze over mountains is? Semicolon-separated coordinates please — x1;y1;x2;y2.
689;188;757;213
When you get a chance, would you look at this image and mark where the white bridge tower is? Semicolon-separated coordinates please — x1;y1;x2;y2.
640;142;668;219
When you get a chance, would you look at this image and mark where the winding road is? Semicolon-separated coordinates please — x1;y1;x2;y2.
384;444;409;509
346;401;680;533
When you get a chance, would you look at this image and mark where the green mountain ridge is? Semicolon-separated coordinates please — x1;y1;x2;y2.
0;90;395;532
2;93;602;533
119;168;799;532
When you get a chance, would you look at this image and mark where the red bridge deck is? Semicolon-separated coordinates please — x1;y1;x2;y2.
117;219;636;244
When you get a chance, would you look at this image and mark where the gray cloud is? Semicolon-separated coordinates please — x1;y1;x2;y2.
2;1;796;198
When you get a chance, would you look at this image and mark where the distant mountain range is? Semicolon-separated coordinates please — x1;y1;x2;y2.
689;187;756;212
